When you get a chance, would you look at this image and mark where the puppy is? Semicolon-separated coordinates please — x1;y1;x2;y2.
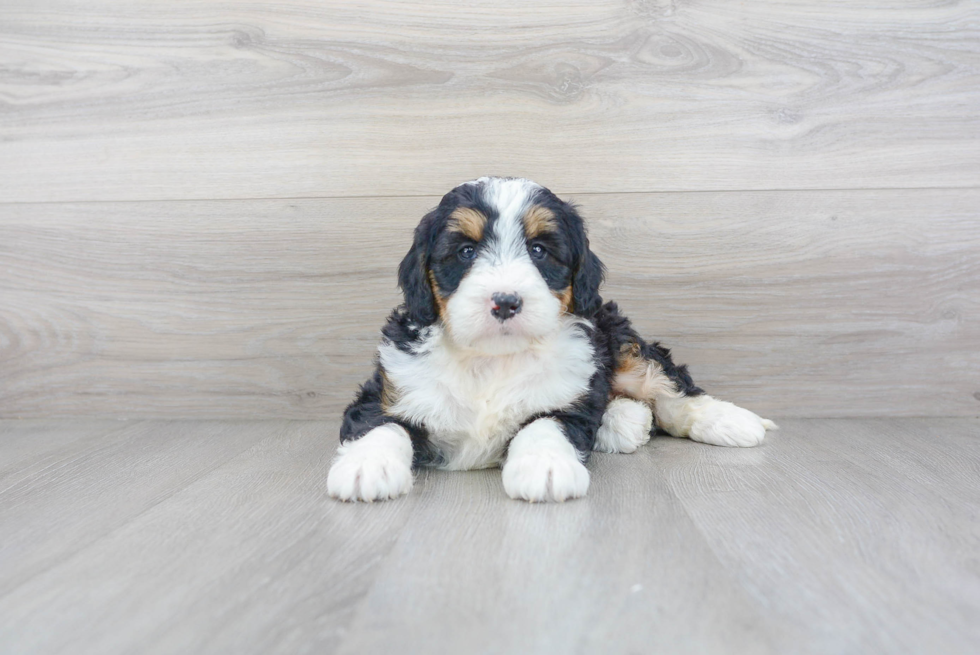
328;177;776;503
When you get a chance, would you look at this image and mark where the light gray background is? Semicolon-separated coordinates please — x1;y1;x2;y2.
2;0;978;420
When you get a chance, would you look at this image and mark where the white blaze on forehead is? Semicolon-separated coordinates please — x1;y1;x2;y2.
480;177;541;263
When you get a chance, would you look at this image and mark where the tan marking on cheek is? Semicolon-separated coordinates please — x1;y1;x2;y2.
523;205;557;240
612;341;682;401
448;207;487;242
552;285;574;314
427;269;449;321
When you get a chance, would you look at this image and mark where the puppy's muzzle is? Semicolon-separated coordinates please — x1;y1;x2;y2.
491;293;523;321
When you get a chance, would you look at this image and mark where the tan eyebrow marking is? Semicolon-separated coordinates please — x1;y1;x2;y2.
523;205;557;240
447;207;487;242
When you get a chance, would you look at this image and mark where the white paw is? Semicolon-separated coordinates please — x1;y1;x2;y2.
594;398;653;453
502;453;590;502
327;424;414;502
689;399;777;448
503;418;590;502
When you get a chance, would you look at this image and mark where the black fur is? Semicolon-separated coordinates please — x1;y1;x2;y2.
340;310;441;467
592;301;704;398
572;247;605;319
342;179;706;467
525;188;606;318
397;184;501;326
397;226;438;327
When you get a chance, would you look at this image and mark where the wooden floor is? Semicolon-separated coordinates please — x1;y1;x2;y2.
0;419;977;654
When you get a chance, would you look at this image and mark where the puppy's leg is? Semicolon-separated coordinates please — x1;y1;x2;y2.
502;418;590;502
594;397;653;454
613;336;776;448
327;424;414;502
654;393;777;448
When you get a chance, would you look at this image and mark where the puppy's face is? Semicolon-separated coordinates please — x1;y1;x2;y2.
399;177;604;354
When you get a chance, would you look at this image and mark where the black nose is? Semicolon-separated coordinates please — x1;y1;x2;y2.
491;293;523;321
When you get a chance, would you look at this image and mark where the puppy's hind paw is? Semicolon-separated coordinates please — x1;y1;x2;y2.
689;399;776;448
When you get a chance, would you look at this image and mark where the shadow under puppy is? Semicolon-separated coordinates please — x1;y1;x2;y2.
328;177;776;503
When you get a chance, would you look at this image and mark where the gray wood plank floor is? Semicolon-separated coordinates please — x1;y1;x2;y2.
1;419;978;654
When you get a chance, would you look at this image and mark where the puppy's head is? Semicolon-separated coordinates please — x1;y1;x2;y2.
398;177;604;354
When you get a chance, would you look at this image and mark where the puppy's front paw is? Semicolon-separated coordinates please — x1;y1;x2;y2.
690;399;777;448
503;418;589;502
327;425;414;502
502;452;590;502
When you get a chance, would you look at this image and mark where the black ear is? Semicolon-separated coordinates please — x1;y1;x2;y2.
572;238;605;319
397;215;438;326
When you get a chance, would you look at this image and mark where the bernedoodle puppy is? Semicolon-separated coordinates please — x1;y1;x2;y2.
328;177;776;503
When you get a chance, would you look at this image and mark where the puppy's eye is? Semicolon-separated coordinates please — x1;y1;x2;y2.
529;243;547;260
458;244;476;261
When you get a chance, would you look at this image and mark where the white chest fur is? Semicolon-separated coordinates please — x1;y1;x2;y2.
379;318;597;470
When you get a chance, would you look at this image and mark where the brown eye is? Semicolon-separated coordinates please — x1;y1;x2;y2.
529;243;546;260
458;244;476;261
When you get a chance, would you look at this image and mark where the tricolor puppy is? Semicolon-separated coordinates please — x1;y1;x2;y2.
328;177;776;503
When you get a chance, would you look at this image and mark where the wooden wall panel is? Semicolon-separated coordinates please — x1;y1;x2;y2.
2;189;977;419
1;1;978;418
1;0;978;201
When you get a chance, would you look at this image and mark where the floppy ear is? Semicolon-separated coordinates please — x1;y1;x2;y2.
572;238;605;319
397;218;438;326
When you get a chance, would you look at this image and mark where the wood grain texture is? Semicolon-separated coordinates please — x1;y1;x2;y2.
335;460;779;655
655;419;980;653
0;419;127;481
2;189;978;419
0;420;274;596
0;418;977;654
1;1;979;201
0;420;421;655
